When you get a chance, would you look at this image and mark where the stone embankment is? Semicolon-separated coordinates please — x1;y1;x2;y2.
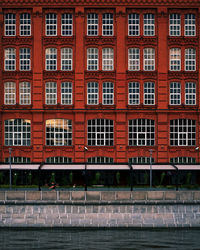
0;191;200;228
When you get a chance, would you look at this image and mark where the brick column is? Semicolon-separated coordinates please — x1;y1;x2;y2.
74;7;85;162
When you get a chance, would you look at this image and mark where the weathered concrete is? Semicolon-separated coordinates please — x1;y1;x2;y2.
0;191;200;228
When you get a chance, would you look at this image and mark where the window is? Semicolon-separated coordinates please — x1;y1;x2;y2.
129;119;155;146
102;13;113;36
143;48;155;71
185;82;196;105
4;82;16;105
102;82;114;105
128;82;140;105
143;14;155;36
4;48;16;71
45;48;57;71
61;82;72;105
87;82;98;105
87;48;98;70
45;82;57;105
5;119;31;146
169;14;181;36
128;48;140;71
46;119;72;146
128;14;140;36
170;48;181;71
5;157;31;163
170;82;181;105
129;157;154;164
20;48;31;71
4;14;16;36
102;48;114;71
185;14;196;36
88;119;114;146
170;157;196;164
61;48;72;71
144;82;155;105
20;13;31;36
170;119;196;146
88;157;114;163
19;82;31;105
185;48;196;71
61;13;73;36
46;13;57;36
87;13;98;36
46;157;72;163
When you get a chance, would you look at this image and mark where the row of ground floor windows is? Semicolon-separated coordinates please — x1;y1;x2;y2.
4;156;196;164
4;118;196;147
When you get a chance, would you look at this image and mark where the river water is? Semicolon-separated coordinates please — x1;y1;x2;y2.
0;229;199;250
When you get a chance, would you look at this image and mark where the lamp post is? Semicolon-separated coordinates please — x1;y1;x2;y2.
9;148;12;190
149;149;153;189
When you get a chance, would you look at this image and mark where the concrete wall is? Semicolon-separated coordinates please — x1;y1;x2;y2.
0;191;200;228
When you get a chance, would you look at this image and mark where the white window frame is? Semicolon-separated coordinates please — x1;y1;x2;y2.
170;119;196;146
4;48;16;71
144;82;155;105
128;13;140;36
129;157;154;164
102;13;113;36
87;48;98;71
20;13;31;36
170;48;181;71
143;48;155;71
185;48;196;71
45;82;57;105
185;82;196;105
170;82;181;105
87;119;114;146
4;13;16;36
169;14;181;36
102;82;114;105
129;119;155;146
46;119;72;146
5;157;31;163
19;82;31;105
143;13;155;36
4;82;16;105
88;157;113;163
128;48;140;71
87;13;98;36
102;48;114;71
61;82;73;105
170;157;196;164
45;13;57;36
20;48;31;71
46;157;72;163
87;82;99;105
45;48;57;71
61;13;73;36
128;82;140;105
61;48;72;71
4;119;31;146
184;14;196;36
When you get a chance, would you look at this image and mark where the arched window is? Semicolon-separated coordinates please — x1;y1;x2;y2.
87;157;114;163
46;157;72;163
170;119;196;146
129;119;155;146
4;119;31;146
87;119;114;146
46;119;72;146
170;157;196;164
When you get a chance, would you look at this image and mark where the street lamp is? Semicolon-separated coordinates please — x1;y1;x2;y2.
9;148;12;190
149;149;153;189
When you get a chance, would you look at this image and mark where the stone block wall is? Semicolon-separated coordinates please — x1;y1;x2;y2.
0;191;200;228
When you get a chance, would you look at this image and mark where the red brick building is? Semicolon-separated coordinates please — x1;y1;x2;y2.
0;0;200;166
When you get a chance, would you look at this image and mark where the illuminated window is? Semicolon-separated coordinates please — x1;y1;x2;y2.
46;119;72;146
4;82;16;105
45;48;57;71
170;48;181;71
143;48;155;71
102;48;114;71
4;48;16;71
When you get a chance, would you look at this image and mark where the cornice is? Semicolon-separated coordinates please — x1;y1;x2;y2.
2;0;200;7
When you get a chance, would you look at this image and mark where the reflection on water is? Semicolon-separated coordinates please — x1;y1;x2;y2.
0;229;200;250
